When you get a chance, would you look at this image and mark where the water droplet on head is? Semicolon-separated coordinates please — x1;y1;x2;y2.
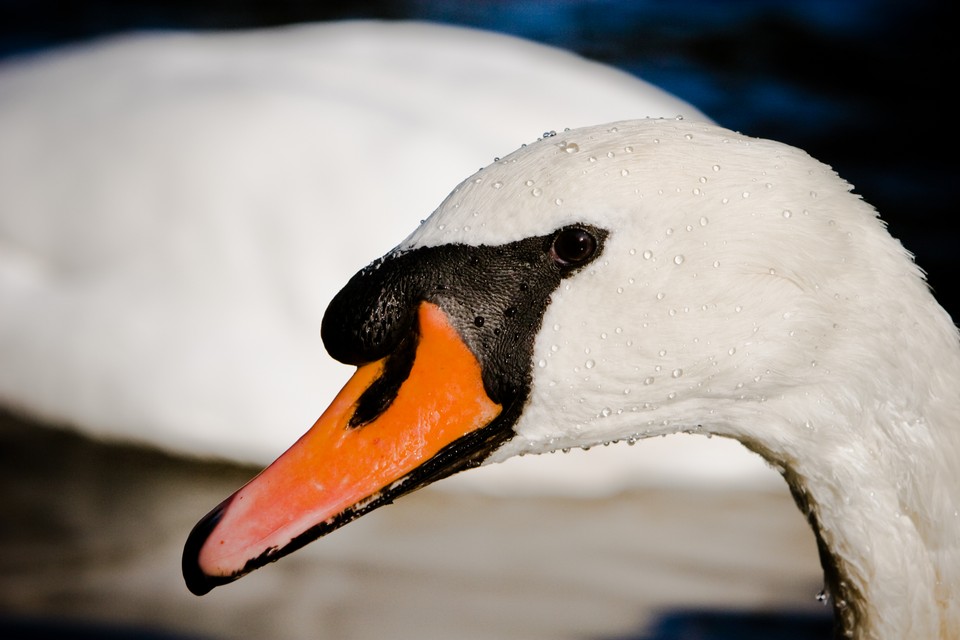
559;141;579;153
492;181;503;189
672;368;683;378
699;216;709;226
620;169;630;177
474;316;485;327
585;359;596;369
642;250;653;260
644;377;655;385
783;209;792;218
674;255;685;265
531;187;542;197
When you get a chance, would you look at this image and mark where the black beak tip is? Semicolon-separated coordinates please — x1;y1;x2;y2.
182;499;234;596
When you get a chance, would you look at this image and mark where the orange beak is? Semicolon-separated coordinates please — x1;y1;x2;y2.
182;302;501;595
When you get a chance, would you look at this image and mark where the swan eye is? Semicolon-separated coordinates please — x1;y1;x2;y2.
550;226;598;267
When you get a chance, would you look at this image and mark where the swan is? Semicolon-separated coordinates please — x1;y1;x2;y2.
0;21;741;492
183;118;960;639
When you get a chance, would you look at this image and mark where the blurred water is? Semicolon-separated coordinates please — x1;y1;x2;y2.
0;410;830;640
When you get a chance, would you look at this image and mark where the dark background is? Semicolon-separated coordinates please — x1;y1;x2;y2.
1;0;955;323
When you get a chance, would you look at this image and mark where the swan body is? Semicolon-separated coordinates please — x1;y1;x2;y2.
184;119;960;639
0;20;713;481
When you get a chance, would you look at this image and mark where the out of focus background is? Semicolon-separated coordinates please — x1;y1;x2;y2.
0;1;953;639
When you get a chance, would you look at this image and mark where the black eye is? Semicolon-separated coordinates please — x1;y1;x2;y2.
550;226;598;267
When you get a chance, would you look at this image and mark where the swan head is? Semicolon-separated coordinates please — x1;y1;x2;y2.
183;120;958;634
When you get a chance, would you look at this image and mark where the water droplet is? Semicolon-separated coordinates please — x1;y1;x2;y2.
525;180;535;187
600;407;612;417
656;292;665;301
474;316;485;327
728;347;736;355
712;164;720;172
658;349;667;357
537;359;547;368
674;255;685;265
624;146;633;153
735;305;743;313
543;130;557;138
531;187;542;197
492;181;503;189
742;191;750;198
713;260;720;268
644;377;655;385
620;169;630;177
560;141;579;153
553;323;561;331
699;216;709;226
585;359;596;369
782;209;792;218
642;250;653;260
672;368;683;378
554;198;563;206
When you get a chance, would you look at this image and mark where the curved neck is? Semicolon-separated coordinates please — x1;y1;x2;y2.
765;396;960;639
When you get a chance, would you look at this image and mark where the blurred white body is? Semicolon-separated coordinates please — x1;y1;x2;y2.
0;21;774;491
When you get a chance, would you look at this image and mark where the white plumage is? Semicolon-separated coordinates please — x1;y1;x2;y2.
397;118;959;638
1;21;736;485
